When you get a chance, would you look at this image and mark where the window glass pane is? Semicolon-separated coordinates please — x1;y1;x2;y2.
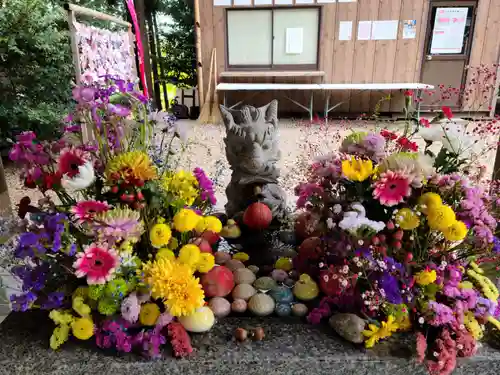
272;8;319;65
428;7;472;55
227;10;272;65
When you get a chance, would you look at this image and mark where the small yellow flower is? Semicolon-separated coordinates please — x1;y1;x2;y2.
487;315;500;331
178;244;201;268
50;324;71;350
464;311;483;340
442;220;467;241
363;323;381;348
139;303;161;326
362;316;398;348
395;208;420;230
415;269;437;286
196;216;223;234
173;209;201;232
196;253;215;273
427;205;456;231
341;157;374;182
150;223;172;249
418;192;442;213
71;317;94;340
156;248;176;261
232;252;250;262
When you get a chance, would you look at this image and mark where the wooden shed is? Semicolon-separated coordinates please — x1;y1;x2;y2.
197;0;500;117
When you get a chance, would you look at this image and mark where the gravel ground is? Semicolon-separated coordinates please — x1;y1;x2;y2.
4;118;498;213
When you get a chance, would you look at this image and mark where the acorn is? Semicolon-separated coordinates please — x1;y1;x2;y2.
235;327;248;342
251;327;265;341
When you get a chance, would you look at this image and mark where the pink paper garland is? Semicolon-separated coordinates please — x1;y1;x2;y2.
126;0;149;98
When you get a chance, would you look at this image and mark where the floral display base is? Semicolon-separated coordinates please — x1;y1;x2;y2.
1;313;499;375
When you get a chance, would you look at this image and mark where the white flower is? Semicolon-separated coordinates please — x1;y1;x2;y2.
326;218;336;229
333;204;342;214
418;317;425;324
418;124;446;142
61;161;95;192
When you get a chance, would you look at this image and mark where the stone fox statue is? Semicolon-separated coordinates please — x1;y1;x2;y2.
220;100;287;220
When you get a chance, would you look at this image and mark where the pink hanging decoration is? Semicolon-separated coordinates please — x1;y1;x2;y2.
126;0;148;98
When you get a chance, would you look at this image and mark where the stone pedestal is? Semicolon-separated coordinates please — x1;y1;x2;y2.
1;313;500;375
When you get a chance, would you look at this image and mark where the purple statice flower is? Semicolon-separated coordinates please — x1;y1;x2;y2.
21;264;49;291
459;287;478;310
41;292;65;310
379;272;403;304
427;301;456;326
64;125;81;133
96;318;134;353
10;292;37;312
134;330;166;359
193;167;217;205
362;133;386;161
108;104;131;117
492;236;500;253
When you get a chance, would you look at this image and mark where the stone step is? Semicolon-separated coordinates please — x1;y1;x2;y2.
1;313;500;375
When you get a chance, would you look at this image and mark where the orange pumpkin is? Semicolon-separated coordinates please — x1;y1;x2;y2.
243;202;272;230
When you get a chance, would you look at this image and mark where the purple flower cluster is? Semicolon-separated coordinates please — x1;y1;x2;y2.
9;132;51;181
428;301;456;326
295;183;324;209
193;167;216;205
340;132;386;162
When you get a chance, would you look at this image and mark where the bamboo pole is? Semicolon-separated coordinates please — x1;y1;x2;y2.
64;3;131;27
194;0;204;108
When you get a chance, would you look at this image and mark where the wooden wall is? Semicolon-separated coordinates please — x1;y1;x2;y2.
199;0;500;116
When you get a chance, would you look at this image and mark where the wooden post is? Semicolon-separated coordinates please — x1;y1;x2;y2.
194;0;204;107
146;9;162;109
135;0;154;100
0;158;12;218
152;11;169;109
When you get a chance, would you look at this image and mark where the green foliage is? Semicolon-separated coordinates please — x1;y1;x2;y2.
0;0;73;148
159;0;196;88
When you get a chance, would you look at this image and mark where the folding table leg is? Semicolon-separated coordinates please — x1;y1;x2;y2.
415;89;422;119
324;94;330;125
309;93;314;123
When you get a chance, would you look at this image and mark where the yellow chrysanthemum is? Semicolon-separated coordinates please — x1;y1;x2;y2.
415;269;437;286
141;257;194;299
173;209;201;232
164;273;205;317
196;253;215;273
150;223;172;249
341;157;374;182
162;170;199;206
156;248;176;261
106;151;157;183
178;244;201;268
139;303;161;326
464;311;483;340
418;192;442;213
442;220;468;241
427;204;456;231
467;267;499;302
71;317;94;340
395;208;420;230
195;216;223;234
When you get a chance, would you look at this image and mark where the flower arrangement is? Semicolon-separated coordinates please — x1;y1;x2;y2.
7;79;220;358
294;105;500;374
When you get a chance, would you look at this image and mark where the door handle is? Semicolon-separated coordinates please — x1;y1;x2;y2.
426;55;433;61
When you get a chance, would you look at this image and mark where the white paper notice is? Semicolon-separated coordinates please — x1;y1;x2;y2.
213;0;231;5
254;0;272;4
339;21;352;41
233;0;251;5
430;7;468;54
296;0;315;3
317;0;336;3
357;21;372;40
402;20;417;39
274;0;293;4
338;0;356;2
371;20;398;40
286;28;304;54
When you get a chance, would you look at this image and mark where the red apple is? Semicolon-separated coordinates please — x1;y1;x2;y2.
190;237;212;254
200;230;220;245
201;266;234;297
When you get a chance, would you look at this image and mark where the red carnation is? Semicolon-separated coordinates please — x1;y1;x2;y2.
442;106;453;120
167;322;193;358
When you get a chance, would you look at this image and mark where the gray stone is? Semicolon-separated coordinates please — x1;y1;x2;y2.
279;230;297;245
2;313;500;375
220;100;287;220
329;313;366;344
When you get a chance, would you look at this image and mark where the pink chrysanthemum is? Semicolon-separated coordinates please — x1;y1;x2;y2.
372;171;411;206
73;244;119;284
71;200;110;224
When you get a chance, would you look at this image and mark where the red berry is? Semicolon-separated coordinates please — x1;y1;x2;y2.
394;241;402;249
372;236;380;245
111;186;119;194
136;191;144;201
136;179;145;187
120;193;128;201
387;221;395;230
393;230;404;240
406;253;414;262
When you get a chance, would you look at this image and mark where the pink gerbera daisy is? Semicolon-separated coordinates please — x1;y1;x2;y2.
71;200;110;224
58;147;89;178
372;171;411;206
73;244;119;284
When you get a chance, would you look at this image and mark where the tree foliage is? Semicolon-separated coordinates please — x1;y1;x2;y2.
158;0;196;88
0;0;73;149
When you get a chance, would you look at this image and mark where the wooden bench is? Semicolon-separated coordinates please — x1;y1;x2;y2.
216;82;434;121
